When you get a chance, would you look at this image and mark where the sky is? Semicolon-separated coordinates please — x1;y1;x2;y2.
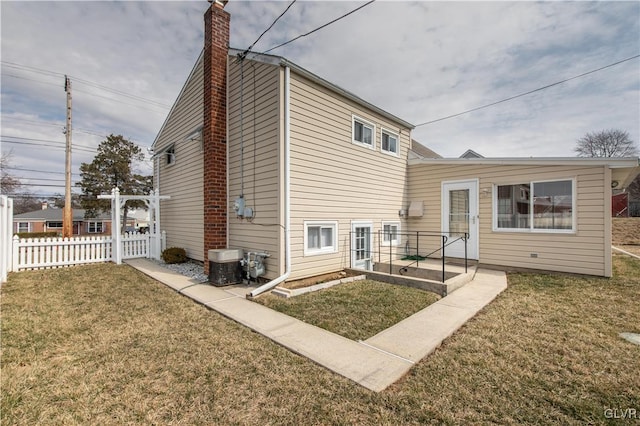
1;0;639;198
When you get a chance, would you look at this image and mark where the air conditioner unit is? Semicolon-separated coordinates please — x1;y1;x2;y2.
208;249;243;286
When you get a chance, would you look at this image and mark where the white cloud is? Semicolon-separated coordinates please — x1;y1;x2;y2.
1;0;638;196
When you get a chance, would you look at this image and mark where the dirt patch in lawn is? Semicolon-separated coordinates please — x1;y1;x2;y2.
612;217;640;245
280;270;359;290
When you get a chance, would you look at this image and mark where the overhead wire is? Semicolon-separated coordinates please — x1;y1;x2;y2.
414;54;640;127
263;0;376;54
239;0;297;59
1;60;170;108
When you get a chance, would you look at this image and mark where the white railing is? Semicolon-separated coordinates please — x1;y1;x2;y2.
11;231;166;271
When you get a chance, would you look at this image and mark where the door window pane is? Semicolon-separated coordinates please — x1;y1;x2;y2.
449;189;469;237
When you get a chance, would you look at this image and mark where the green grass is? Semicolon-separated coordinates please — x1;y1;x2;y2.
256;280;440;340
1;255;639;425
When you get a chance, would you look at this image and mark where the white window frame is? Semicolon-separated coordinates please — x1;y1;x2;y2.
381;221;400;246
352;115;375;150
166;145;176;166
304;221;338;256
46;221;63;229
87;221;104;234
17;222;30;233
492;178;576;234
380;128;399;156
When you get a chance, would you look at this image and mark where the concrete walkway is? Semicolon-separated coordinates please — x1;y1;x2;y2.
125;258;507;392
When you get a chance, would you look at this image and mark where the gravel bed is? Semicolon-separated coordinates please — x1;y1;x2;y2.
152;259;209;283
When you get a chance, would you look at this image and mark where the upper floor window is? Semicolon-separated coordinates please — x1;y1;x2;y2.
166;145;175;165
381;129;399;155
494;179;574;232
352;116;375;149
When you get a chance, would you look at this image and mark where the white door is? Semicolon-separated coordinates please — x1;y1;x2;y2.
351;222;373;270
442;180;479;260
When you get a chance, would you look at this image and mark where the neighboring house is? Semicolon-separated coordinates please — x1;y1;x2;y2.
460;149;484;159
153;1;640;280
13;208;113;236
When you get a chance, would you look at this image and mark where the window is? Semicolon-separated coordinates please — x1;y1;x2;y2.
17;222;29;233
495;179;574;232
382;221;400;245
381;129;399;155
47;221;63;228
304;221;338;255
87;221;104;233
166;145;175;165
352;116;375;148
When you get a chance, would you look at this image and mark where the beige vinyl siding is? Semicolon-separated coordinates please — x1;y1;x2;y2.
227;59;281;279
154;56;205;260
408;163;610;276
288;71;411;280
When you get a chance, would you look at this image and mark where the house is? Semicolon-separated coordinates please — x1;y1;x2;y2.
13;207;113;236
406;156;639;277
459;149;484;159
153;1;639;283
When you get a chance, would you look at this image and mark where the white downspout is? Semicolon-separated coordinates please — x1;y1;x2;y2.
249;66;291;298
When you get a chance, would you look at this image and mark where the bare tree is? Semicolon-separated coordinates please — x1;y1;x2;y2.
575;129;638;158
1;151;22;195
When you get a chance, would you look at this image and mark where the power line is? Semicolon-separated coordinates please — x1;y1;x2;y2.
13;176;77;183
1;60;171;108
415;54;640;127
4;166;81;176
3;71;169;114
1;137;97;154
263;0;376;54
240;0;297;59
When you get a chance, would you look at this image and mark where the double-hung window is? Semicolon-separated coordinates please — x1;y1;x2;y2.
17;222;30;233
382;221;400;245
494;179;574;232
166;145;175;165
381;129;399;155
352;116;375;149
87;221;104;233
304;221;338;256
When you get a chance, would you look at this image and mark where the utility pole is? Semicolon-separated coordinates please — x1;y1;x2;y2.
63;75;73;238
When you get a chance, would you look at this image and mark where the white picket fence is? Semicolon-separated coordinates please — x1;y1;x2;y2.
11;231;166;272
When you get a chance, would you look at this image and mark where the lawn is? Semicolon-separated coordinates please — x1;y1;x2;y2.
256;280;441;341
1;255;639;425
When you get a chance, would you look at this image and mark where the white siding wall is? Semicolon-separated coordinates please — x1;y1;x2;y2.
407;163;610;276
154;57;205;260
227;59;282;279
288;72;411;280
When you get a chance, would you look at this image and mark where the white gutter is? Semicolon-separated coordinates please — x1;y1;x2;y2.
249;66;291;298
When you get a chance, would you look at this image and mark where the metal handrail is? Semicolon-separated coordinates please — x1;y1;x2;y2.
348;230;469;283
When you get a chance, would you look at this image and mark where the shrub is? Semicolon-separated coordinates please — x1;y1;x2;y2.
162;247;187;264
15;232;59;239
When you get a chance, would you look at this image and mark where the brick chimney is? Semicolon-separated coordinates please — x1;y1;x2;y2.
203;0;230;273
